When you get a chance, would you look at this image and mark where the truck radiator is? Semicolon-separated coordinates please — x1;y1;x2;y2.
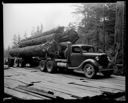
98;55;109;67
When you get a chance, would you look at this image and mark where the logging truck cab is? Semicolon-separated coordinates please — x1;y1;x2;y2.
39;42;114;79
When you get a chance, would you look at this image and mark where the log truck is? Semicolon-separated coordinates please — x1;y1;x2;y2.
8;27;114;78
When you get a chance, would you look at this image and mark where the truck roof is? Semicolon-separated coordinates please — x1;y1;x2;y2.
72;44;94;47
59;42;94;48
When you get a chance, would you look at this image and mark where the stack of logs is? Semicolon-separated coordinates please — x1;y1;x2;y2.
9;27;79;58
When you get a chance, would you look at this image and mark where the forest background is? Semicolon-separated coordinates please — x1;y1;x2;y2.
4;2;125;75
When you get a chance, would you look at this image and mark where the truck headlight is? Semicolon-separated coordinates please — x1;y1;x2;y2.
95;56;99;61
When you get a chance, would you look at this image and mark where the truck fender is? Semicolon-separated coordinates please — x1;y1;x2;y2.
81;59;99;70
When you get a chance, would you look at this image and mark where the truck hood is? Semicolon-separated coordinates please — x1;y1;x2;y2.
82;52;109;67
82;53;106;56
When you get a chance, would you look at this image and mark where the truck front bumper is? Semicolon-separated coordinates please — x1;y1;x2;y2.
98;63;114;72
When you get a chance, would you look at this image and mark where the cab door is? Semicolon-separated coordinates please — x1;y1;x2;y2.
69;46;84;67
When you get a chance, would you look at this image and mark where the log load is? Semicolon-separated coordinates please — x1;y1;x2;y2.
18;29;79;48
9;40;59;58
20;27;64;43
19;33;55;48
54;29;79;43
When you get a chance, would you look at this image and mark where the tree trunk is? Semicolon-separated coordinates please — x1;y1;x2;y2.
9;40;59;58
19;29;79;47
114;1;124;64
113;1;125;75
21;27;64;41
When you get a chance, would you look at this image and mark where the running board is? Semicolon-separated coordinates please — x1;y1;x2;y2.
68;66;80;70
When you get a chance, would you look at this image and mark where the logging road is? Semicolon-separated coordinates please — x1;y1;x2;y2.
4;67;125;101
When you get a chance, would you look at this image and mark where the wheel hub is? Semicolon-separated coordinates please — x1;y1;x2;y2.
86;67;93;75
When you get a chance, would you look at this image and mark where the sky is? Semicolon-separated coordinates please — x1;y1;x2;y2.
3;3;81;49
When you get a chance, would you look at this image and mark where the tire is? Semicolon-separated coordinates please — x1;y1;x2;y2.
19;63;22;67
39;60;46;72
13;58;19;67
46;60;56;73
83;63;96;79
102;71;113;77
18;59;22;67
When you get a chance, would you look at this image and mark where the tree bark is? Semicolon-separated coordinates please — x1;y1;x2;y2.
9;40;59;58
21;27;64;41
19;29;79;47
114;1;124;64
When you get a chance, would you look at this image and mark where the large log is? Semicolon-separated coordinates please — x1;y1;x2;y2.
54;29;79;43
19;29;79;47
19;33;55;48
9;40;59;58
20;27;64;42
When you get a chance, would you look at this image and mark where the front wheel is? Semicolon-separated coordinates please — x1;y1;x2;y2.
46;60;56;73
83;63;96;79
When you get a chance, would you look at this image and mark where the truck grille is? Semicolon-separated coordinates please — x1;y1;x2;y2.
98;55;109;67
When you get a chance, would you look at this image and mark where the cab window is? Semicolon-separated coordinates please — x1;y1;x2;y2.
72;46;81;53
81;46;95;53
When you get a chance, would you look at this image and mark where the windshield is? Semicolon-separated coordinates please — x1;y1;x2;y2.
81;46;104;53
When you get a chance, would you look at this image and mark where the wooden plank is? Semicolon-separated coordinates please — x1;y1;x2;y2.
26;69;125;91
5;74;123;97
17;85;58;99
6;75;97;98
29;83;77;99
4;78;26;88
4;79;76;99
5;67;125;93
4;67;125;99
4;73;76;99
38;70;125;90
8;69;102;96
68;82;123;93
29;84;77;99
4;82;50;100
5;74;98;98
7;68;125;92
56;71;125;86
4;87;42;100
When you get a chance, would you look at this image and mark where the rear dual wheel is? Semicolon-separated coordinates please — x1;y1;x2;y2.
39;60;57;73
13;58;25;67
46;60;57;73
